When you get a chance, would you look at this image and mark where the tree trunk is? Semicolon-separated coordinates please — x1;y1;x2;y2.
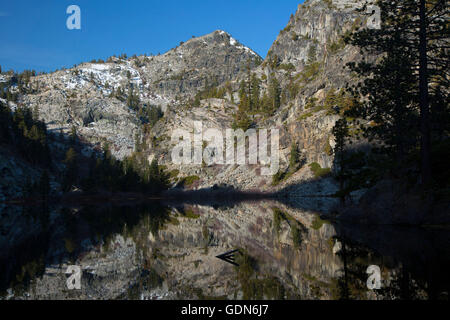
419;0;432;187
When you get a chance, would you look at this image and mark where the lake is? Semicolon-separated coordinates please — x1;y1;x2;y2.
1;198;449;300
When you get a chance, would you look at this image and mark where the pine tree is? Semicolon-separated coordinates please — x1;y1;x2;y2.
70;126;78;145
238;80;249;110
147;105;163;126
225;81;234;103
307;44;317;64
233;106;252;131
103;142;112;162
116;86;123;99
289;142;300;171
32;105;39;121
332;118;349;204
261;92;271;115
63;148;78;192
250;74;261;111
149;159;160;184
268;75;281;112
245;59;252;101
0;100;11;142
346;0;449;187
347;48;417;161
127;85;140;111
148;158;169;193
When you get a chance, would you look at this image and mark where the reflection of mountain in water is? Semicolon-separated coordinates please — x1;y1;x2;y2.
0;197;449;300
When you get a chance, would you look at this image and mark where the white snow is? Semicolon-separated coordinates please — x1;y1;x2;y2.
87;64;110;71
60;62;143;96
229;36;258;56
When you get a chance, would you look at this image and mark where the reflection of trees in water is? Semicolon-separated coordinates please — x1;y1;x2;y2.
379;266;427;300
72;203;171;250
0;203;51;296
0;202;171;297
0;232;50;296
235;249;293;300
2;200;449;300
332;237;382;300
333;236;449;300
272;207;308;250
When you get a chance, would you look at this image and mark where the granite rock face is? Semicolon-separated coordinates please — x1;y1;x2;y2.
267;0;368;68
142;0;371;189
145;30;262;99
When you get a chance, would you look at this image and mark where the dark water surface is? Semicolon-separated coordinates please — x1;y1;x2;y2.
0;199;449;300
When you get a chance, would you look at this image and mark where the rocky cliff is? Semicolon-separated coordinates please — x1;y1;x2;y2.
143;0;371;191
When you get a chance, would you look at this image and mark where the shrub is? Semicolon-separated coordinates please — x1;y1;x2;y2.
179;175;200;187
271;170;285;186
291;226;301;249
278;63;295;72
296;62;321;83
311;214;329;230
169;169;180;180
324;140;333;156
329;38;346;53
183;208;200;219
272;208;285;235
309;162;331;178
298;112;313;121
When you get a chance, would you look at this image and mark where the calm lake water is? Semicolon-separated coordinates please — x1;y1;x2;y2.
1;199;449;300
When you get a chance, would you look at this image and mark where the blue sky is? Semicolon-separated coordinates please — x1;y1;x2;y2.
0;0;304;73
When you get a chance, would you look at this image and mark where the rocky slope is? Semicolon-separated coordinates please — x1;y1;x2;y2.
16;30;261;160
257;0;371;167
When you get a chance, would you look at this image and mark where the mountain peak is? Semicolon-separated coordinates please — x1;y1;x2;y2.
183;30;260;58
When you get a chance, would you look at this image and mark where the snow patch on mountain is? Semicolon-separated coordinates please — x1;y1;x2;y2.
59;63;144;97
230;36;258;56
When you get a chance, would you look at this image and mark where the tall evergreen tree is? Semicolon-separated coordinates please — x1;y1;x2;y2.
70;126;78;145
346;0;449;186
0;101;11;142
332;118;350;204
250;74;261;111
127;85;140;111
289;142;300;170
63;148;78;192
268;75;281;112
238;79;249;110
